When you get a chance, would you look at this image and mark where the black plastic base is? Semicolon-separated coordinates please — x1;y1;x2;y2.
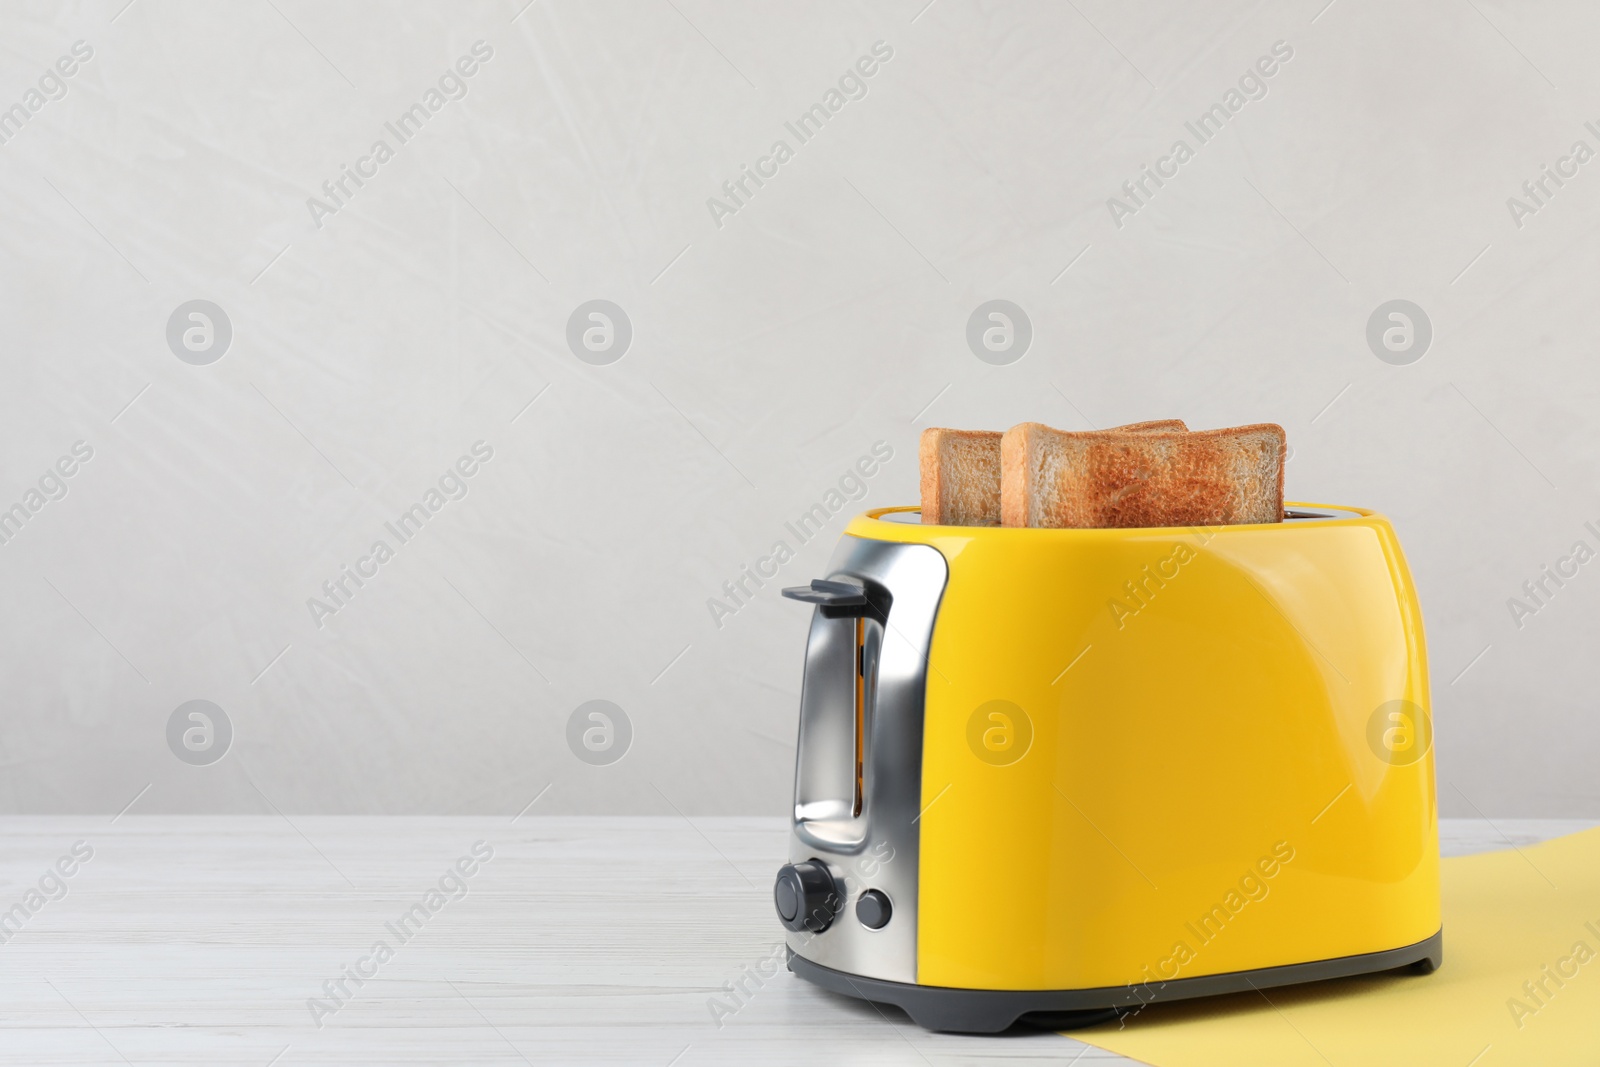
787;928;1443;1034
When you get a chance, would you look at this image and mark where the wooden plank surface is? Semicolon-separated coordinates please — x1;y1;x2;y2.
0;817;1590;1066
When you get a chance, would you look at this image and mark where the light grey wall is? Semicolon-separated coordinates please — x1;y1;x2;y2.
1;0;1595;817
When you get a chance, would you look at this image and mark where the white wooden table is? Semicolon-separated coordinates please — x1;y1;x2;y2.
0;817;1590;1066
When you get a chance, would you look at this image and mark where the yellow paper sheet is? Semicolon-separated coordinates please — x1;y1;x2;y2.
1074;827;1600;1066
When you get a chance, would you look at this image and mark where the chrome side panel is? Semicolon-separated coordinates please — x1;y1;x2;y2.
787;536;948;985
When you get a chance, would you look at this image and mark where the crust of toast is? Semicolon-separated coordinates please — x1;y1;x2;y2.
1114;419;1187;433
921;420;1189;526
1000;423;1285;529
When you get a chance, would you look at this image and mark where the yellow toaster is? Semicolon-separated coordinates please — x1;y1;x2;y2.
774;503;1441;1032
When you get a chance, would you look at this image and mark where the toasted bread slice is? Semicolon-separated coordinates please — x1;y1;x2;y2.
920;428;1002;526
1000;423;1285;529
920;420;1189;526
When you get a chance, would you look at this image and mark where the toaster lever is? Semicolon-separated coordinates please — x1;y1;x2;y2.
782;577;869;611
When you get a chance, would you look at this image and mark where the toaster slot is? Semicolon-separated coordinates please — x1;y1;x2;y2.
854;617;865;818
784;576;890;847
853;616;885;818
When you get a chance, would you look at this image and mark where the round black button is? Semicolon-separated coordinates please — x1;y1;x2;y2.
773;861;841;933
856;889;892;930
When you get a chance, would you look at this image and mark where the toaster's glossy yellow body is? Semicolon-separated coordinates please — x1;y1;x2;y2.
779;504;1440;1031
856;504;1438;990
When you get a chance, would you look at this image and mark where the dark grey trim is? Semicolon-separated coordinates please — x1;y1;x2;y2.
787;928;1443;1033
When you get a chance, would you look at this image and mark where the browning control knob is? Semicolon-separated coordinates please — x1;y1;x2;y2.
774;861;841;933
